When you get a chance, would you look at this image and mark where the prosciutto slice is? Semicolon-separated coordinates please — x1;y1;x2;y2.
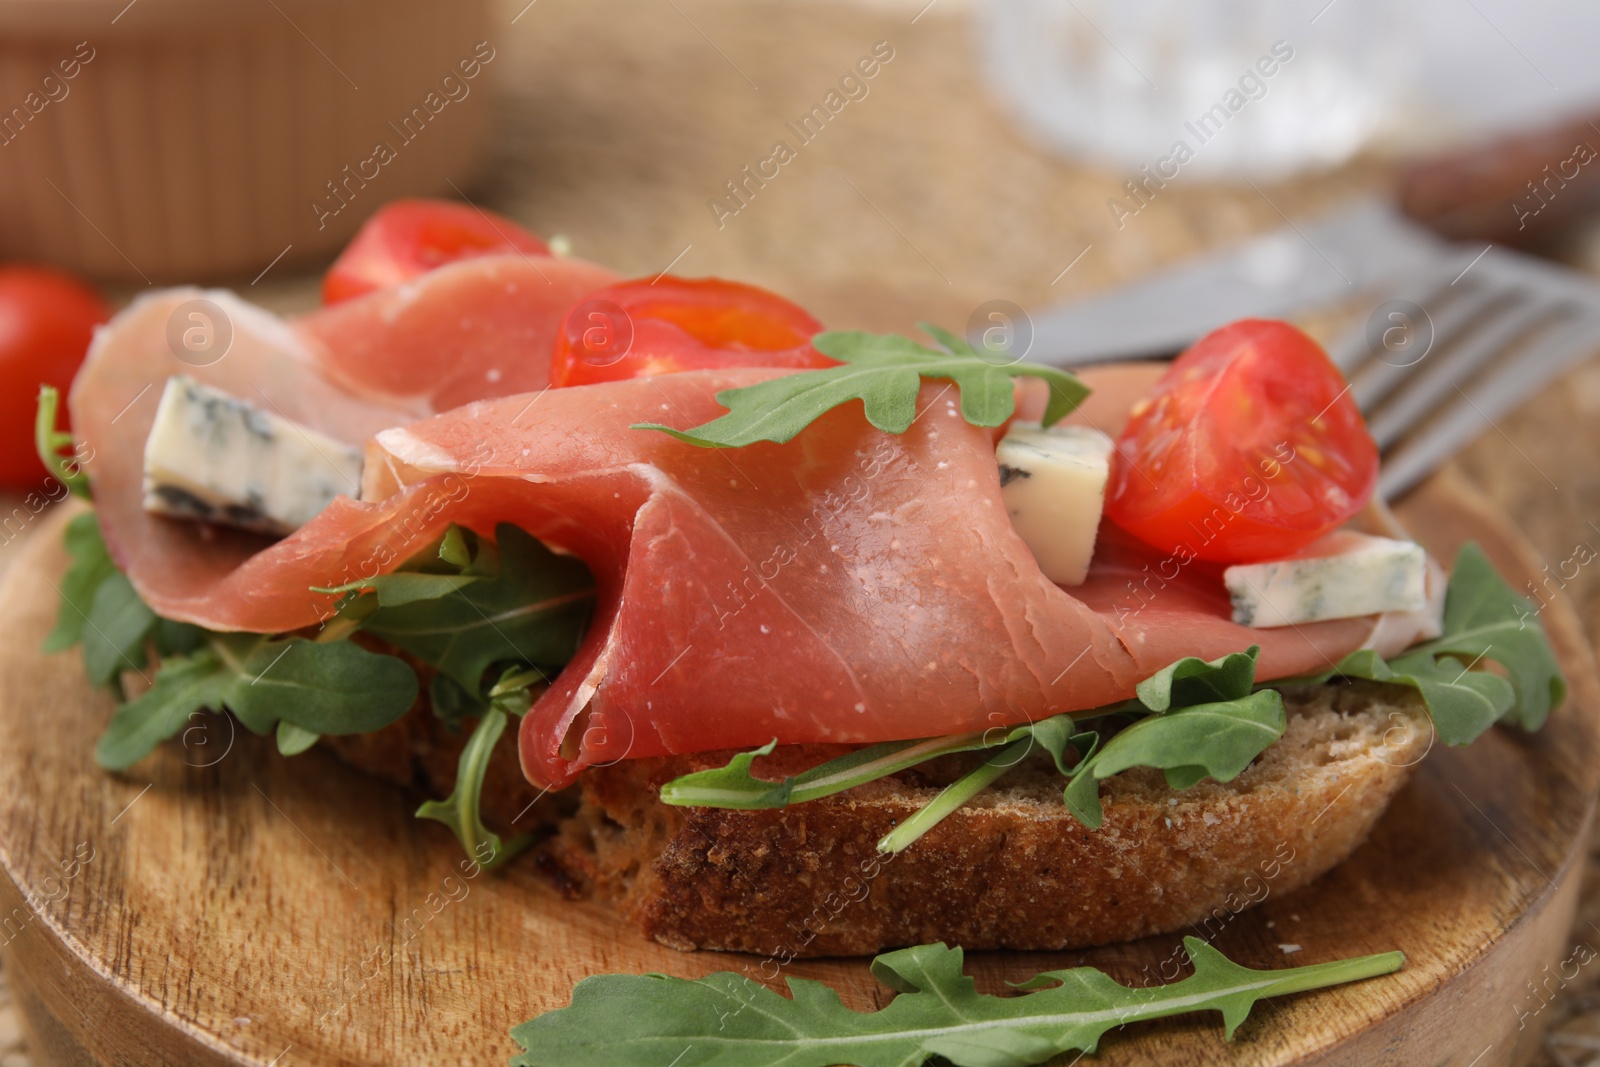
73;273;1427;791
297;254;618;413
362;370;1407;789
72;255;615;630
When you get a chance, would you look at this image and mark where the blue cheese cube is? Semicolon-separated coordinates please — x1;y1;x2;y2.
142;375;363;537
1225;532;1428;628
996;423;1113;587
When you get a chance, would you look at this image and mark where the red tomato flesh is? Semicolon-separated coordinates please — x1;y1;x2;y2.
322;199;550;304
550;276;832;387
2;265;109;489
1104;319;1378;564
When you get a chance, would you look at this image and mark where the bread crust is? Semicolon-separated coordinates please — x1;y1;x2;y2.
328;680;1430;957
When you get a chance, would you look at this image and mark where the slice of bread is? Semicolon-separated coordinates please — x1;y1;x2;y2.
326;680;1431;958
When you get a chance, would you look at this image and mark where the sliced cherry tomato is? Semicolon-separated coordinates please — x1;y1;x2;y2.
550;275;832;387
322;199;550;304
1104;319;1377;564
0;265;109;489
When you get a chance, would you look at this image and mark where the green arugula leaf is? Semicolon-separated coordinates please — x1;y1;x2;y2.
220;636;420;736
276;721;321;756
358;524;593;696
509;937;1404;1067
665;648;1273;847
153;618;207;657
632;326;1090;449
877;738;1033;854
1136;646;1260;711
1410;543;1564;731
94;637;418;771
34;385;90;499
876;719;1103;854
1297;543;1563;744
1064;691;1286;829
1308;647;1512;747
659;732;994;809
43;511;117;654
415;667;534;871
96;653;231;771
81;571;157;687
317;571;481;608
313;524;497;608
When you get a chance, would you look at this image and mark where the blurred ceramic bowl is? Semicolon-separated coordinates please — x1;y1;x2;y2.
0;0;494;283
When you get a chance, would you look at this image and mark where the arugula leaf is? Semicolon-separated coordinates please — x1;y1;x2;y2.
81;571;157;686
34;385;90;499
319;571;481;608
509;937;1404;1067
313;524;497;608
1297;543;1563;744
665;647;1273;846
877;738;1034;854
1411;543;1564;731
1308;647;1512;747
357;524;593;695
95;637;419;771
659;732;994;809
876;719;1103;854
43;511;118;654
416;668;534;871
632;326;1089;449
96;653;232;771
276;722;321;756
1137;645;1260;711
1064;691;1286;829
220;636;420;736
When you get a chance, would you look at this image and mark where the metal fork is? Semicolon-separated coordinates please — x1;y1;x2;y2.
1325;245;1600;501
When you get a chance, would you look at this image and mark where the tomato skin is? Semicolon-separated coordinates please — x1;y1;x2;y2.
1104;319;1378;564
322;199;550;304
550;276;831;387
0;266;109;489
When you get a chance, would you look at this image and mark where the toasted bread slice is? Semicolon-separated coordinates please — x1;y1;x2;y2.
327;680;1430;957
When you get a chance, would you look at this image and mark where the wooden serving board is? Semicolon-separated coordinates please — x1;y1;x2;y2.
0;471;1595;1067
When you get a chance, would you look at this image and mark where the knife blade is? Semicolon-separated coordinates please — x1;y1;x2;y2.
1022;198;1451;366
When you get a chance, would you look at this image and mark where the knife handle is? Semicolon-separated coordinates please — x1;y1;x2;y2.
1398;114;1600;247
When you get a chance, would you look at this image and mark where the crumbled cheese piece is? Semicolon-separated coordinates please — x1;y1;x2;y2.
995;423;1112;587
1224;532;1428;628
143;375;363;536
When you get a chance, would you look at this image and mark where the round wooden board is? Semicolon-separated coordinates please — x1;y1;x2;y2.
1;472;1596;1067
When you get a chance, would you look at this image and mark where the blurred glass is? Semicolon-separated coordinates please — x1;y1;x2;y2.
974;0;1413;179
1405;0;1600;137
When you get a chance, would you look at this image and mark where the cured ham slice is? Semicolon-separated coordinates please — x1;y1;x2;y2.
360;368;1415;789
72;256;614;630
73;277;1430;792
70;288;418;629
297;254;617;414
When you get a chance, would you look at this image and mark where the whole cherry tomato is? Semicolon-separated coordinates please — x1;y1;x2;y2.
0;266;109;488
1104;319;1378;564
322;199;550;304
550;276;832;387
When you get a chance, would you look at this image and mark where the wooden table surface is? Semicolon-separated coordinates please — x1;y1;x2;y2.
8;0;1600;1063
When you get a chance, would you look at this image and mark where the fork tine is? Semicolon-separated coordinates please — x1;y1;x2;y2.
1376;309;1600;500
1327;272;1463;376
1365;295;1568;449
1348;282;1496;411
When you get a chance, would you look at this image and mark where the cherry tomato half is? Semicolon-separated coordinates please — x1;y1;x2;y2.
549;276;832;387
1104;319;1378;564
0;265;109;489
322;199;551;304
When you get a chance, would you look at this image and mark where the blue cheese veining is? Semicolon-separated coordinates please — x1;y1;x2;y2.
1224;532;1428;628
142;375;363;536
996;423;1113;587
